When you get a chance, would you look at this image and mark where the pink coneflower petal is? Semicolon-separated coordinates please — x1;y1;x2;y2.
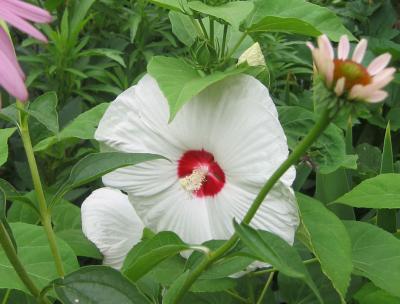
334;77;345;96
352;39;368;63
0;49;28;101
0;7;48;42
318;34;334;60
367;53;392;76
365;90;388;103
0;27;25;79
3;0;52;23
338;35;350;60
370;67;396;90
306;42;315;51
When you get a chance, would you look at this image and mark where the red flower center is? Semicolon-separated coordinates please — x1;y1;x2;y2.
177;150;225;197
333;59;372;90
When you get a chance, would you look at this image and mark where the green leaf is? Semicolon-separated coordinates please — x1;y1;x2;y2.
278;106;346;174
377;122;397;232
191;278;236;293
353;283;400;304
188;1;254;29
0;223;78;293
344;220;400;298
148;56;249;121
52;266;148;304
234;222;323;303
297;193;352;301
56;229;102;259
0;128;16;167
34;103;109;152
335;173;400;208
28;92;59;134
199;255;253;279
54;152;163;203
169;11;197;46
79;49;126;67
122;231;189;282
247;0;354;41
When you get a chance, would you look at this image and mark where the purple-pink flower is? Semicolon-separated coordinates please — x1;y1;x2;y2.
0;0;51;102
307;35;396;103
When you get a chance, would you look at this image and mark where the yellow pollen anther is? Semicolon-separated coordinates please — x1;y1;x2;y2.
179;168;208;192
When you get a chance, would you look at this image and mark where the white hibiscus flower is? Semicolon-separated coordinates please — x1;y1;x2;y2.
81;74;299;269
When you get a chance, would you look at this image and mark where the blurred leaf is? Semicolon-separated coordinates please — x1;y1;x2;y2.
297;193;352;301
122;231;189;282
247;0;355;41
188;1;254;29
335;173;400;208
0;128;16;167
28;92;59;134
344;220;400;298
353;283;400;304
234;222;323;303
0;223;78;293
148;0;188;12
52;266;147;304
79;49;126;67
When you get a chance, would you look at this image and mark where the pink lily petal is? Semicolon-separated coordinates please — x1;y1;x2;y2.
334;77;345;96
370;67;396;90
367;53;392;76
338;35;350;60
0;27;25;79
0;49;28;101
3;0;52;23
0;7;48;42
318;34;334;60
352;39;368;63
366;90;388;103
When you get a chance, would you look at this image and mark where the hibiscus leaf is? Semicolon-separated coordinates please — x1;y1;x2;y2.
163;271;190;304
28;92;59;134
234;221;323;304
334;173;400;208
52;152;164;206
147;56;251;121
246;0;355;41
148;0;189;12
122;231;189;282
297;193;353;301
0;128;17;167
344;221;400;298
353;283;400;304
0;223;78;293
52;266;148;304
188;1;254;30
33;103;109;152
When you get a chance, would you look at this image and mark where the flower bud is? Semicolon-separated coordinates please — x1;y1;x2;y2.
238;42;266;67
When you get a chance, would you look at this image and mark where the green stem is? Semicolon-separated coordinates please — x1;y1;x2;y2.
173;109;332;303
220;31;247;67
209;18;215;48
256;272;275;304
0;223;51;304
16;102;65;278
221;23;228;59
1;289;10;304
189;17;204;39
225;290;249;304
198;18;208;40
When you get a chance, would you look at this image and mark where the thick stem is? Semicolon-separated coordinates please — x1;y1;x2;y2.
0;223;51;304
16;102;65;278
198;18;208;40
173;109;332;303
221;23;228;59
209;18;215;48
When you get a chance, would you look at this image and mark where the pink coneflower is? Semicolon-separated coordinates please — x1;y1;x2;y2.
0;0;52;42
0;27;27;101
0;0;51;101
307;35;395;103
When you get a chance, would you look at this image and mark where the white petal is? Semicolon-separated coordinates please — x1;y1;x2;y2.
207;181;299;245
238;42;266;66
129;183;213;245
365;90;388;103
367;53;392;76
168;75;295;188
81;187;144;269
338;35;350;60
334;77;346;96
352;39;368;63
370;67;396;90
